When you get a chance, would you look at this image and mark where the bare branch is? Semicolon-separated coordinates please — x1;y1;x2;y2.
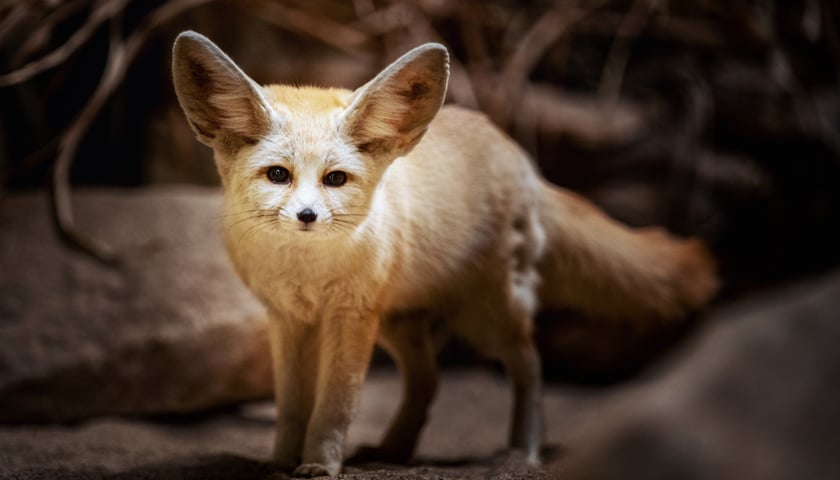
51;12;125;264
49;0;217;263
0;0;130;87
598;0;657;104
11;0;89;68
521;83;647;147
491;5;601;129
247;0;370;57
0;2;31;46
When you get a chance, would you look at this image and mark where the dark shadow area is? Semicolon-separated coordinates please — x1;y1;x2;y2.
140;403;252;426
412;444;565;469
536;308;707;384
108;455;280;480
346;445;565;479
107;454;280;480
4;455;280;480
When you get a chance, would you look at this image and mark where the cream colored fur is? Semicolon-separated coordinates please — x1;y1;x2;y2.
172;31;717;477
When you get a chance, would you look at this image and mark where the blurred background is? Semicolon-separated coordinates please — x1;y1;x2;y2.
4;0;840;286
3;0;840;377
1;1;840;478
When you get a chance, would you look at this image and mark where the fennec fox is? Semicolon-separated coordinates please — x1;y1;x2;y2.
172;31;717;477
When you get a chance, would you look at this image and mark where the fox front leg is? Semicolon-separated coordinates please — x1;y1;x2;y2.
268;318;319;470
294;311;380;477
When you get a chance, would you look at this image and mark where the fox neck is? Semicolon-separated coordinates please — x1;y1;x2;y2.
222;194;397;318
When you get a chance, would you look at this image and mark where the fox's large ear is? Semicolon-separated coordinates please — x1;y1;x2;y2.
172;31;273;150
342;43;449;159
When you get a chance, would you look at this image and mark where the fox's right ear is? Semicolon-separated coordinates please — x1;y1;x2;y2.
172;31;273;150
341;43;449;161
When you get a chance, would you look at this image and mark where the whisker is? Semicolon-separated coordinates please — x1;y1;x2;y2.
332;220;358;230
219;208;274;218
251;220;279;239
238;218;278;245
219;203;277;217
333;212;369;217
329;219;359;237
224;212;276;229
223;209;275;217
327;223;352;237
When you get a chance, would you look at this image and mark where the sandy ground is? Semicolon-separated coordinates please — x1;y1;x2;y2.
0;368;606;479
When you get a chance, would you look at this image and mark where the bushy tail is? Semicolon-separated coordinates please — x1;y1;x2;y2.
537;182;718;322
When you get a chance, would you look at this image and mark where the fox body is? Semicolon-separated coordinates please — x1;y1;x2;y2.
172;32;717;477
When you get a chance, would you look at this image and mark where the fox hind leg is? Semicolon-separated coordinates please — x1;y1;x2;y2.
453;298;543;465
504;208;545;463
502;334;543;463
354;313;439;463
455;213;545;463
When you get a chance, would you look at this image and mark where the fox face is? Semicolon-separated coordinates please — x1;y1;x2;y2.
172;32;449;239
223;97;381;237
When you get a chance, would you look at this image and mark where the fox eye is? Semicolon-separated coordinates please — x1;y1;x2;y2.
324;170;347;187
267;166;291;184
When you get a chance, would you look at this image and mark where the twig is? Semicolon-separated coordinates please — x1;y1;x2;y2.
663;66;712;231
50;12;124;264
598;0;656;104
357;1;479;107
49;0;217;263
457;0;492;70
11;0;90;68
493;4;601;131
0;2;30;46
246;0;370;57
0;0;130;87
521;83;646;146
353;2;415;36
570;10;724;47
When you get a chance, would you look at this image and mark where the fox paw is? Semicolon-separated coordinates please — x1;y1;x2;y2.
292;463;332;478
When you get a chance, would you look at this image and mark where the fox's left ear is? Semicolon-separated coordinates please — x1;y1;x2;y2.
342;43;449;160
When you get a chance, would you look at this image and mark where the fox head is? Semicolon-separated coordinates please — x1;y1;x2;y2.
172;31;449;240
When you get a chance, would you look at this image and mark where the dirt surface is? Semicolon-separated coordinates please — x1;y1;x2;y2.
0;369;602;479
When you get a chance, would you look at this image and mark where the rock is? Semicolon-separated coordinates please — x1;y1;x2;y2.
564;269;840;480
0;187;271;422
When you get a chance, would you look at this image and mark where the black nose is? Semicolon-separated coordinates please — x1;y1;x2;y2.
297;208;317;224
